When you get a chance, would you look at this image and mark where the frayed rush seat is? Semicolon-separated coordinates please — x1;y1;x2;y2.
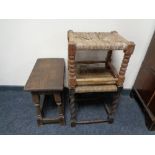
75;63;118;86
75;85;117;93
68;31;131;50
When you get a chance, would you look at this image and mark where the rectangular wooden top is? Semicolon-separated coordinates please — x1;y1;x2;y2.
24;58;65;92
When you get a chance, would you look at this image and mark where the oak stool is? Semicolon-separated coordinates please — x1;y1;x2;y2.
68;30;135;127
24;58;65;126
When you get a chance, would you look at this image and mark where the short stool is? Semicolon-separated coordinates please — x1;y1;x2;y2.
24;58;65;126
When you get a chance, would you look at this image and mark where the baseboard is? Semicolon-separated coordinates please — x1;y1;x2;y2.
0;85;24;91
0;85;131;95
121;89;131;95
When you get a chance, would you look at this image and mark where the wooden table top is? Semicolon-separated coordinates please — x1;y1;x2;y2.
24;58;65;92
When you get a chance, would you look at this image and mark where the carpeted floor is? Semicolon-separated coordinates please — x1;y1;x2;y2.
0;87;155;135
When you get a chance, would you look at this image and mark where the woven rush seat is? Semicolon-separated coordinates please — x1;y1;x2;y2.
68;31;130;50
76;63;117;86
75;85;117;93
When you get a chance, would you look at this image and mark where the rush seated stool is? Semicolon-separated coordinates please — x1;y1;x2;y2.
24;58;65;126
67;30;135;127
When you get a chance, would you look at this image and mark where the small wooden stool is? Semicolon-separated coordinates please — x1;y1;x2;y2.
24;58;65;126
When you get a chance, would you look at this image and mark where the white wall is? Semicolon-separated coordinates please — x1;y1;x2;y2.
0;19;154;88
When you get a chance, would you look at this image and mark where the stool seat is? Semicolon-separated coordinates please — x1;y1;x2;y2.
76;63;117;85
75;85;117;93
68;31;130;50
24;58;64;91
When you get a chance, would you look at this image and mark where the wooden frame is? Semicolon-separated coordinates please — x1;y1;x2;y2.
69;87;122;127
31;91;65;126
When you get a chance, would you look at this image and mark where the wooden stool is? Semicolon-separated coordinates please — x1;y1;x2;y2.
24;58;65;126
68;30;135;127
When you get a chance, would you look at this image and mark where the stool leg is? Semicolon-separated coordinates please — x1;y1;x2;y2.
53;92;65;125
108;87;122;123
31;93;43;126
69;89;76;127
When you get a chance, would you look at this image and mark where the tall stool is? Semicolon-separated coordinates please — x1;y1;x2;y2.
67;30;135;127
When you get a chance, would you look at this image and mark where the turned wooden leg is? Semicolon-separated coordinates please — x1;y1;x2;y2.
31;93;43;126
68;40;77;127
53;92;65;125
68;42;77;88
69;89;76;127
108;87;122;123
105;50;112;68
117;43;135;86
